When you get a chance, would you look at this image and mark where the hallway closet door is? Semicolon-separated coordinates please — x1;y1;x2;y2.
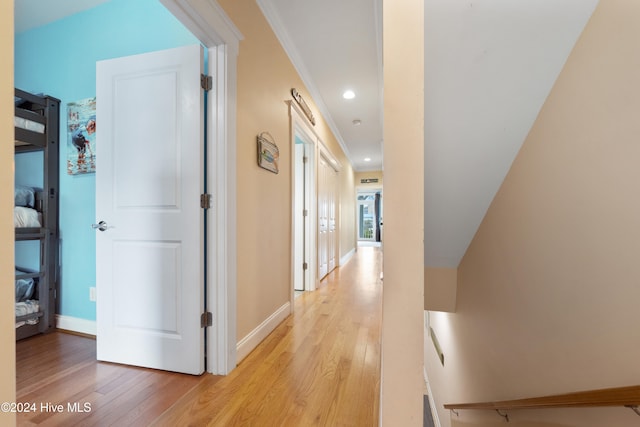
318;154;338;280
327;163;337;272
318;156;329;279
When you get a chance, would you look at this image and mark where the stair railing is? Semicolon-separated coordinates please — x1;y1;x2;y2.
444;385;640;422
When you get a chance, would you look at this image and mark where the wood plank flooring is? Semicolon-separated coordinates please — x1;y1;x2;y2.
16;246;382;426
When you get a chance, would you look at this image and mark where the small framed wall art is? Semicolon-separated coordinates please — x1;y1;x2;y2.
257;132;279;174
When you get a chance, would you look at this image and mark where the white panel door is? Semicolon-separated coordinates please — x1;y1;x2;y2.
327;166;337;273
96;45;204;375
318;157;329;279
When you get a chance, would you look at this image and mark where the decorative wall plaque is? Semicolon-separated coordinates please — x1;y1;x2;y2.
291;88;316;126
257;132;279;174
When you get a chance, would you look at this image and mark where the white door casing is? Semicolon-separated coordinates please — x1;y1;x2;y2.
96;45;204;375
161;0;242;375
290;101;317;298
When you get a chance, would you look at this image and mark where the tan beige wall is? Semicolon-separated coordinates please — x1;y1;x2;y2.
424;267;456;312
382;0;424;424
425;1;640;426
354;170;383;190
0;1;16;425
217;0;355;342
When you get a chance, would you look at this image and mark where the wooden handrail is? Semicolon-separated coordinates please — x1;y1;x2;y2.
444;385;640;411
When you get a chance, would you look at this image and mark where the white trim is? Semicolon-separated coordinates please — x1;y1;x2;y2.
236;302;291;363
290;102;318;296
319;139;342;172
208;44;238;375
161;0;241;375
160;0;242;54
424;368;442;427
339;247;356;266
56;315;96;336
288;100;320;142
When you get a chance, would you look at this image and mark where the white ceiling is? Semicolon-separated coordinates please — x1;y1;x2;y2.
14;0;600;270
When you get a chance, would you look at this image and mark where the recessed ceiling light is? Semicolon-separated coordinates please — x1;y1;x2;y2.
352;119;362;126
364;157;371;162
343;90;355;100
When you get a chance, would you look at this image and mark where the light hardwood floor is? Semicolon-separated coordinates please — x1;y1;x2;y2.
17;246;382;426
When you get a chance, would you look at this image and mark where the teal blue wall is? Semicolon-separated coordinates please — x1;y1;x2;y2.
15;0;199;321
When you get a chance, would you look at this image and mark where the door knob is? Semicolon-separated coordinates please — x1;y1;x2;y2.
91;221;111;232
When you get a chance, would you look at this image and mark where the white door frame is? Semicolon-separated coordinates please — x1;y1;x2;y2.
289;102;317;303
160;0;242;375
293;126;312;293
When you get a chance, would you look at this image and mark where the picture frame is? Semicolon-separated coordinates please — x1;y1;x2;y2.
67;97;97;175
257;132;279;174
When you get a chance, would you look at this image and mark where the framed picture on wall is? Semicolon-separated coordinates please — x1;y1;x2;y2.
257;132;279;174
67;97;96;175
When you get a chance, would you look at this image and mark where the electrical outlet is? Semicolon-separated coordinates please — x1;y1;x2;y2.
89;287;97;302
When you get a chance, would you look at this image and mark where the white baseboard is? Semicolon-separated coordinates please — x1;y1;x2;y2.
339;247;356;266
236;302;291;363
56;314;96;336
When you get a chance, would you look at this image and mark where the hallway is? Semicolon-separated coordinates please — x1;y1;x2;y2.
16;246;383;426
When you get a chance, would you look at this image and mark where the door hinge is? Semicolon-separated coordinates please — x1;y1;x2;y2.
201;193;212;209
201;312;213;328
303;156;308;163
303;262;308;270
303;209;308;217
201;74;213;91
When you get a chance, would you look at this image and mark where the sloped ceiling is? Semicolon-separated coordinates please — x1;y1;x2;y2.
424;0;599;267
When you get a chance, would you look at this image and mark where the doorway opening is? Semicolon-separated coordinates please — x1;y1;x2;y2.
357;190;382;244
293;133;313;292
291;103;317;297
13;0;239;379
